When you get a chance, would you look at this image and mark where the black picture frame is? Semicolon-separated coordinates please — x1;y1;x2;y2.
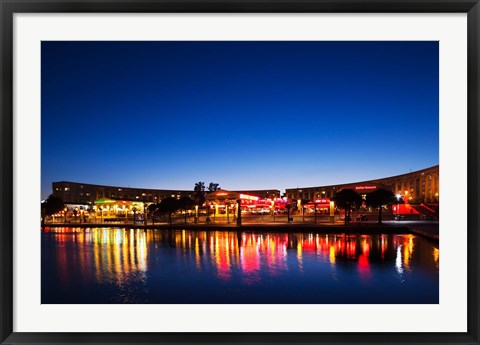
1;1;479;344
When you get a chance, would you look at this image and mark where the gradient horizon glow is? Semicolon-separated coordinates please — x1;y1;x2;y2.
41;41;439;199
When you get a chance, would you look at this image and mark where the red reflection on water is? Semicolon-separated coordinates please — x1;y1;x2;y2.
43;228;432;288
357;254;372;283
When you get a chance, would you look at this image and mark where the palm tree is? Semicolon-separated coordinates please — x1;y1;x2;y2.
366;189;396;224
332;189;362;225
207;182;220;192
194;181;206;206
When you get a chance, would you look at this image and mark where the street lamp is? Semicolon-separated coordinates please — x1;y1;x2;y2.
395;194;401;220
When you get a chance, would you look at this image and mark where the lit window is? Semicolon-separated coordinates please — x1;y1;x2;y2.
142;193;146;196
118;188;122;191
64;187;70;191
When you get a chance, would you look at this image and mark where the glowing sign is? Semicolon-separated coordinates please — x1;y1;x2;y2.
216;192;228;196
239;194;259;201
314;198;330;203
355;186;377;190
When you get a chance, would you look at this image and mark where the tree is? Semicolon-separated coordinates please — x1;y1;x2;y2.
286;203;292;223
193;182;206;206
41;194;64;226
157;197;180;225
332;189;362;225
178;196;195;223
207;183;220;192
147;203;158;225
366;189;397;224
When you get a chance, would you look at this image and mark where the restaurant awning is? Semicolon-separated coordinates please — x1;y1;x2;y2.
205;189;240;201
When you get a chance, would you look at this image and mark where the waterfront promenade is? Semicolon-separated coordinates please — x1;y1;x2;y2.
43;220;439;241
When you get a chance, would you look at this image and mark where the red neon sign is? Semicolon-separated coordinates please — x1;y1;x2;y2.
355;186;377;190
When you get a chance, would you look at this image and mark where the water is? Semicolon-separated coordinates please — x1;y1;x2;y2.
41;228;439;304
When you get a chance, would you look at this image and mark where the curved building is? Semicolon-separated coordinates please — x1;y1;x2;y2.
285;165;439;204
51;181;280;205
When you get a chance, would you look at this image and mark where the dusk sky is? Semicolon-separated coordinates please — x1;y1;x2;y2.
41;41;438;199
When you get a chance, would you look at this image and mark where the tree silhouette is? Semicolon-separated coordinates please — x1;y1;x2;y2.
41;194;64;226
157;197;180;225
333;189;362;225
207;183;220;192
178;196;195;223
194;182;206;206
147;203;158;225
366;189;396;224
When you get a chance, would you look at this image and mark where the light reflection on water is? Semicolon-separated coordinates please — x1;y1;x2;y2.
42;228;439;304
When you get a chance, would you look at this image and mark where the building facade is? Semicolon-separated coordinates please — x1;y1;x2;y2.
52;181;280;205
285;165;439;204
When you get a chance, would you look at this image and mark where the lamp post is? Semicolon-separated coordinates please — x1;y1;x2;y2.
64;207;67;223
286;203;292;223
271;199;275;223
395;194;401;220
236;199;242;226
226;202;230;224
329;201;335;224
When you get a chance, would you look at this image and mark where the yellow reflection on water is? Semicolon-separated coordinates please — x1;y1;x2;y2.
44;228;436;288
329;245;336;265
297;240;303;272
403;235;414;271
433;247;439;269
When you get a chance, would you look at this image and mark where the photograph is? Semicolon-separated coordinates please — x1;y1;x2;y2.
40;40;440;304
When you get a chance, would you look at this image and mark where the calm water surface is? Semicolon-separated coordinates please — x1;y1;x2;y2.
41;228;439;304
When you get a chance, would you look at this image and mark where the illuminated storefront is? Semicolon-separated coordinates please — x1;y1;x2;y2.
205;190;289;217
92;198;148;222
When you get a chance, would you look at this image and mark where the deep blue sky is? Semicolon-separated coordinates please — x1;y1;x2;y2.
41;41;439;198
